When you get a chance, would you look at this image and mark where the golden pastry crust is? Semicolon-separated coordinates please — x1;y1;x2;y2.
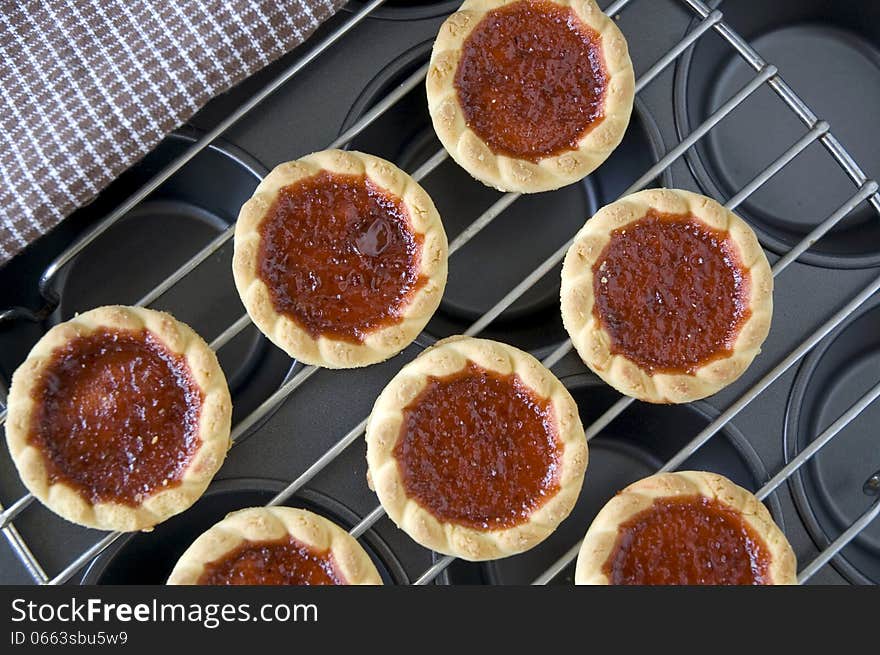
426;0;635;193
232;149;448;369
5;305;232;532
365;336;588;561
574;471;797;585
560;188;773;404
167;507;383;585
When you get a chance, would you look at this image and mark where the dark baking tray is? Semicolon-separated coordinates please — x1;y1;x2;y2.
1;0;878;585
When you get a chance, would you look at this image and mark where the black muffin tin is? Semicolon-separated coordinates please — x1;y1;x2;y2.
1;0;879;585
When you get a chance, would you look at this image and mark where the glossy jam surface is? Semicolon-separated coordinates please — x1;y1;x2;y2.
592;210;751;374
257;170;425;343
454;0;607;162
197;535;346;585
394;361;561;530
28;328;202;506
603;494;773;585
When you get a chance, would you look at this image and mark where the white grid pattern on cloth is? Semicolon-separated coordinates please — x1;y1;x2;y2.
64;2;154;154
0;0;348;265
0;6;104;205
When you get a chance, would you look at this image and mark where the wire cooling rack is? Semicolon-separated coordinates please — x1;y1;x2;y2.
1;0;879;585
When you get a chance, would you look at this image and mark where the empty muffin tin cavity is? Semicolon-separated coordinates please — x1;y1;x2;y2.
674;0;880;268
81;479;407;585
50;132;297;433
786;295;880;584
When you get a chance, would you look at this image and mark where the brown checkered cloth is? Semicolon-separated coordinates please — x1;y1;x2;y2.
0;0;348;266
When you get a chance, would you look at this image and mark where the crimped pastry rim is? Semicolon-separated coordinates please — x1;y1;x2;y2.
365;336;588;561
4;305;232;532
232;149;449;369
167;506;383;585
574;470;798;585
426;0;635;193
560;188;774;404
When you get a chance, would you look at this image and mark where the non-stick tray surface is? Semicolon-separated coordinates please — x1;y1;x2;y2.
1;0;878;585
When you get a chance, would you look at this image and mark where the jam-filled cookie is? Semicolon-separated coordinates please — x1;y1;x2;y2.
560;188;773;403
233;150;448;368
167;507;382;585
366;336;587;560
427;0;634;193
575;471;797;585
5;306;231;531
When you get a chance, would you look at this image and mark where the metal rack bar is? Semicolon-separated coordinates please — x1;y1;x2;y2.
0;0;720;430
586;396;634;441
3;0;878;587
411;150;451;183
350;505;386;540
464;65;777;338
604;0;635;18
407;90;880;586
449;191;521;254
659;279;880;475
24;359;326;585
173;0;880;587
0;504;46;584
0;62;445;533
0;493;34;529
531;541;582;586
49;532;120;587
0;61;451;552
415;556;457;586
202;147;454;358
506;117;834;387
527;268;880;584
682;0;880;216
419;274;880;585
209;314;255;352
32;125;530;584
268;419;369;507
400;192;880;585
137;227;234;308
230;366;321;443
0;332;321;531
636;10;723;84
769;181;878;274
231;10;758;537
725;122;829;211
798;495;880;584
541;340;575;370
531;378;880;586
34;0;389;308
755;382;880;503
137;62;432;312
